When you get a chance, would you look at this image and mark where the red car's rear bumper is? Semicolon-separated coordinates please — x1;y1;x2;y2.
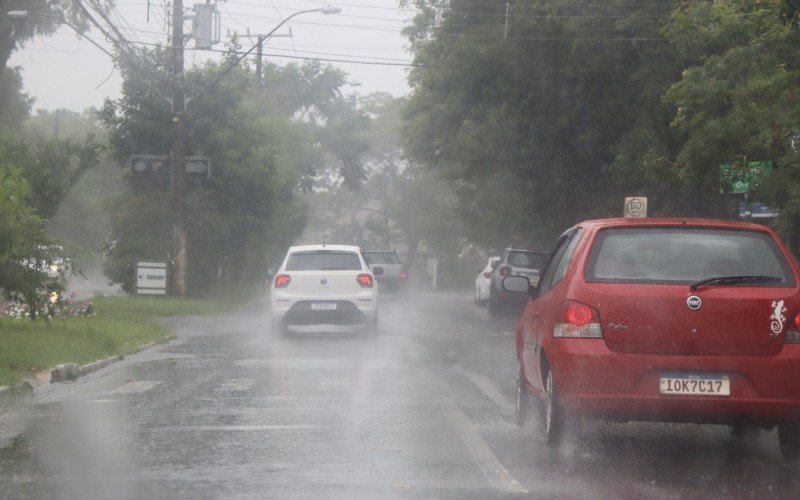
548;339;800;425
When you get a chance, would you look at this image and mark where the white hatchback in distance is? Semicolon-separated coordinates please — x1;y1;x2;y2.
270;245;379;333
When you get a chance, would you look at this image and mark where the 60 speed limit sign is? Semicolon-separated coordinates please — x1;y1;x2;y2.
624;197;648;218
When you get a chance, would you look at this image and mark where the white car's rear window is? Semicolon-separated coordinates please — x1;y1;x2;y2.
285;251;363;271
586;228;795;285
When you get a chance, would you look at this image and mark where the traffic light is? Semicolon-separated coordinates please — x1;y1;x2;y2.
129;155;169;174
128;155;211;177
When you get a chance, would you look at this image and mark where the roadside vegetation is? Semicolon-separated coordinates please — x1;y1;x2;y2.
0;293;250;388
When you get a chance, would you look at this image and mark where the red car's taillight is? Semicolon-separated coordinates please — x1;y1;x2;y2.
400;271;408;280
357;274;374;287
274;274;291;288
786;310;800;344
554;300;603;338
499;265;512;277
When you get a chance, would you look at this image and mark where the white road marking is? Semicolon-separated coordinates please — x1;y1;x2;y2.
155;425;320;432
110;380;162;394
319;377;351;389
420;369;528;494
450;366;514;416
217;378;255;392
445;404;528;494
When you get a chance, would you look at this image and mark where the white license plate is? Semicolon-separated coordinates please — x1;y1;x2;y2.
311;302;337;311
659;373;730;396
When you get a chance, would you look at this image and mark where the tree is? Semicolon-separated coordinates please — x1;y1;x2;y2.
402;0;679;245
1;1;91;125
99;49;365;293
0;134;93;320
0;165;29;261
655;0;800;246
302;93;468;286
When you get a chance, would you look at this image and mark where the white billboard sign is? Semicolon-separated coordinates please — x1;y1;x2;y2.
137;261;167;295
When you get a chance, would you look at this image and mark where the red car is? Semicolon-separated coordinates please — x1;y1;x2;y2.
505;218;800;460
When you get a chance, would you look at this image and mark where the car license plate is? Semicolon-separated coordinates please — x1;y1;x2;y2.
311;302;337;311
659;373;730;396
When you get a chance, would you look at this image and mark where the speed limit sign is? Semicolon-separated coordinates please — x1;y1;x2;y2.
624;197;648;218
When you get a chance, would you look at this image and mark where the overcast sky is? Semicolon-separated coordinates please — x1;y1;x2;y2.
9;0;415;112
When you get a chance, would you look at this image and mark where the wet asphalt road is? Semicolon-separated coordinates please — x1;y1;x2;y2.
1;292;800;499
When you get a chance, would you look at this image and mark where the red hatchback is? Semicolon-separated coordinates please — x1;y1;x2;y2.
505;218;800;460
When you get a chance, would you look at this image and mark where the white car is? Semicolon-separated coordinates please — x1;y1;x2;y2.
474;256;500;306
270;244;379;333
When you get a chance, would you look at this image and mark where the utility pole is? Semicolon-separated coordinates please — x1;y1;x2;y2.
504;2;510;39
171;0;188;297
256;34;264;85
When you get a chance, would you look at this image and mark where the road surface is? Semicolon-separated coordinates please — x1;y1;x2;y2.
1;293;798;498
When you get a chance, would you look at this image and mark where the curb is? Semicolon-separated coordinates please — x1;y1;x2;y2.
0;381;34;398
2;334;180;400
48;336;175;383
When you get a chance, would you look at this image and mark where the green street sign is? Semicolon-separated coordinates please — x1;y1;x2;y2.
719;161;772;194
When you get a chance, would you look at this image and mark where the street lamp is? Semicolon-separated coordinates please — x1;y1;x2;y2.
194;6;342;99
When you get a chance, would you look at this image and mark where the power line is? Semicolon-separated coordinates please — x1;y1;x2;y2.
189;45;677;75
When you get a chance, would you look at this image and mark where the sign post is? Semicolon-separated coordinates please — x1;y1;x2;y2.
624;197;648;218
136;261;168;295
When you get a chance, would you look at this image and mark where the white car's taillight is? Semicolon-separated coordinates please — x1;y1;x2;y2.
274;274;291;288
554;300;603;338
357;274;374;288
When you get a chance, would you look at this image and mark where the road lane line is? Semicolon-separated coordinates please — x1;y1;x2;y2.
416;369;527;494
445;405;528;494
217;378;255;392
110;380;162;394
450;366;514;416
154;425;320;432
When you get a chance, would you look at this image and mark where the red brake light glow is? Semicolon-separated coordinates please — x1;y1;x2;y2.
357;274;374;287
274;274;291;288
499;266;512;277
400;271;408;280
788;311;800;344
555;300;602;338
566;302;595;327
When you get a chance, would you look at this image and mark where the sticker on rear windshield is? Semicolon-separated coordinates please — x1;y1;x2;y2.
770;299;787;336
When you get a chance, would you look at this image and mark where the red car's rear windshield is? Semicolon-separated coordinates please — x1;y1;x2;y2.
585;227;796;286
286;251;363;271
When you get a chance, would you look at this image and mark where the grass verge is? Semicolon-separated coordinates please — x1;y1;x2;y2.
0;293;250;387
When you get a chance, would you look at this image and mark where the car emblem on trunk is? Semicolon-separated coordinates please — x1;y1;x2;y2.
320;278;328;285
686;295;702;311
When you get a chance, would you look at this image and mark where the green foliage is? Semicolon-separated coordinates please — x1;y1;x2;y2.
0;165;29;260
99;50;364;294
630;0;800;247
0;292;243;386
0;129;99;318
0;210;66;321
303;93;466;284
403;0;678;247
1;1;92;127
